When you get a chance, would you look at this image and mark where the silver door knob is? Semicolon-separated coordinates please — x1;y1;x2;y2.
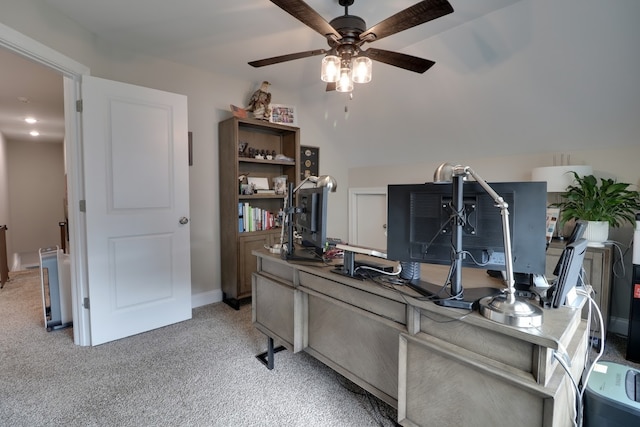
179;217;189;225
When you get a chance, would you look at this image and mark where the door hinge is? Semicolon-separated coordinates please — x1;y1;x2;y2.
76;99;83;112
83;297;90;309
79;200;86;212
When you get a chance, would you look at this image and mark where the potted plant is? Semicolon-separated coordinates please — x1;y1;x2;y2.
552;172;640;246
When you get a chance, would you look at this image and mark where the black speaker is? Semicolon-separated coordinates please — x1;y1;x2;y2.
626;264;640;362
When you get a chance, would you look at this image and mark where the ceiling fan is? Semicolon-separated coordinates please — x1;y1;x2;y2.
249;0;454;92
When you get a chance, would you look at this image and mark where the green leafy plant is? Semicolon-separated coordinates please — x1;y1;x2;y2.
552;172;640;228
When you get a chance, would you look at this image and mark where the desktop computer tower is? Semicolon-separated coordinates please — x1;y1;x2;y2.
626;214;640;362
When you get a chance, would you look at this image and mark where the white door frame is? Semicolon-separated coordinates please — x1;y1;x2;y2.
348;187;387;245
0;23;91;345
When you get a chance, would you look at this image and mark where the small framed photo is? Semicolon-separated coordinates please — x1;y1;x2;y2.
270;104;297;126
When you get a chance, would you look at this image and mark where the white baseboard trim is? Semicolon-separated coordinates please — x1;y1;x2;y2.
191;289;223;308
608;316;629;337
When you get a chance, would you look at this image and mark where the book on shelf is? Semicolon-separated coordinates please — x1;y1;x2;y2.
238;202;244;232
239;202;277;233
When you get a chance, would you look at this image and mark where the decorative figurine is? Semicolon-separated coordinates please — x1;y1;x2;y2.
246;81;272;121
238;141;248;157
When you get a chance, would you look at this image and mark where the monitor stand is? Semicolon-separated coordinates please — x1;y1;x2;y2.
331;249;394;280
281;244;325;263
407;281;501;310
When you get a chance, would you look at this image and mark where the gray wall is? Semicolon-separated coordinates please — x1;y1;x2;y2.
6;140;65;256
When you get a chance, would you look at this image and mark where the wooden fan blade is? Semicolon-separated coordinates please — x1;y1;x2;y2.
326;82;336;92
249;49;327;67
360;0;454;42
271;0;340;39
364;48;435;73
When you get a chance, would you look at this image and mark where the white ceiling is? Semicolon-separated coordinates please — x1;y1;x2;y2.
0;48;64;143
0;0;521;143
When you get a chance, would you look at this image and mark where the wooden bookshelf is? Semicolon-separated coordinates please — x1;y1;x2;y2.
218;117;300;309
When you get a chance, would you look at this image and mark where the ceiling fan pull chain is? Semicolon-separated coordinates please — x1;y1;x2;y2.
345;92;353;114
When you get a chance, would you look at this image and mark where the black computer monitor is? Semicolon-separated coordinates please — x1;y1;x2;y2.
293;186;329;259
387;181;547;306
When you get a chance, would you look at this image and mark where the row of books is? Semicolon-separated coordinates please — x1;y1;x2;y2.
238;202;279;232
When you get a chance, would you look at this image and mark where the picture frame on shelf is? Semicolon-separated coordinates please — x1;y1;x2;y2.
270;104;297;126
247;177;269;191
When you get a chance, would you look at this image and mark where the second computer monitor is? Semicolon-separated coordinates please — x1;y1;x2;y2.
386;181;547;275
295;186;329;257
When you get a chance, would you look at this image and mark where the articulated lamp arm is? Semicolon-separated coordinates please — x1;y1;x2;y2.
434;162;542;327
463;167;515;301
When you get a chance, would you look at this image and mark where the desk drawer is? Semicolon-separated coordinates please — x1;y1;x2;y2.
258;256;295;284
398;332;560;427
306;291;403;406
252;273;305;352
299;270;406;324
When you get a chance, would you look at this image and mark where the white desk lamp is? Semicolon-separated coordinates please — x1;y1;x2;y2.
280;175;337;260
434;163;543;327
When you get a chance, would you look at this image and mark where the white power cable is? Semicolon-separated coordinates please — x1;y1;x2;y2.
548;279;604;427
355;263;402;276
575;286;605;427
553;350;580;427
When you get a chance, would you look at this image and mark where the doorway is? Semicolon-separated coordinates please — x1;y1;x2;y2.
0;48;66;268
348;187;388;251
0;22;90;345
0;23;193;347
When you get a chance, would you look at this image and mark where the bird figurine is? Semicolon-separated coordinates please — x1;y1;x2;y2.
246;81;272;120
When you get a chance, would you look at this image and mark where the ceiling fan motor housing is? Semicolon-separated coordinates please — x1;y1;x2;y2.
329;15;366;40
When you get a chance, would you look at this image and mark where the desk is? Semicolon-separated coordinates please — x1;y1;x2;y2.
252;250;589;427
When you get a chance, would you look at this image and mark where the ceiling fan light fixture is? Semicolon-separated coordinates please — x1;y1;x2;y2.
336;67;354;93
321;55;341;83
352;57;372;84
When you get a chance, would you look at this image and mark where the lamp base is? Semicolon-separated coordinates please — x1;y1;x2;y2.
479;294;543;328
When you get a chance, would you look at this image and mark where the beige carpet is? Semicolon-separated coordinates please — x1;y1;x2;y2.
0;270;398;427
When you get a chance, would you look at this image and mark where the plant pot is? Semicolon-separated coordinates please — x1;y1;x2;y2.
584;220;609;247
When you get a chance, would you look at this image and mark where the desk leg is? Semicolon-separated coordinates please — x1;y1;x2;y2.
256;337;285;370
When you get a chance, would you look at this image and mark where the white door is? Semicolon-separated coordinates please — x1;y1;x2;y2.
82;76;191;345
349;188;388;251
